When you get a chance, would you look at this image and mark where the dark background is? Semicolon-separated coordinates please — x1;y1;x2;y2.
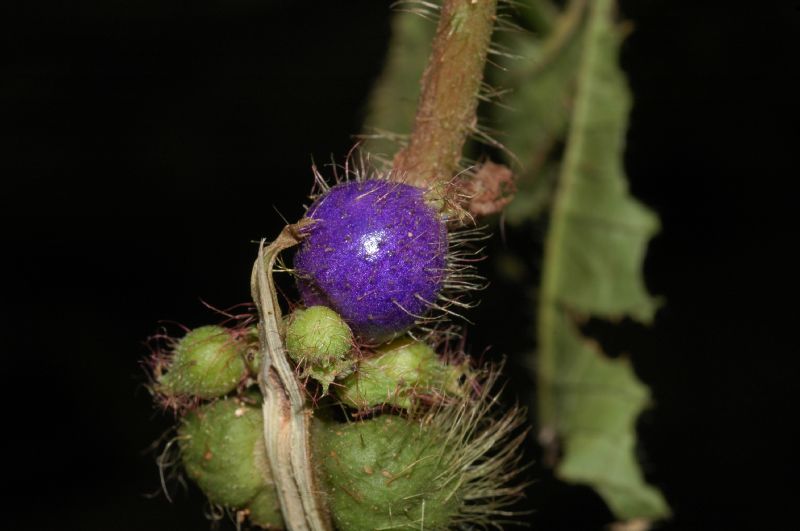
1;1;797;530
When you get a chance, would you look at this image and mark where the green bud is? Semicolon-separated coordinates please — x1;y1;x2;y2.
178;395;282;528
241;326;262;377
336;338;468;410
158;325;248;399
284;306;354;393
314;414;461;531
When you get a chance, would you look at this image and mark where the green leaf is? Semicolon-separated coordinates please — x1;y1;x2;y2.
501;160;559;224
361;8;436;159
491;0;587;223
515;0;560;35
496;2;585;167
544;312;669;519
536;0;670;522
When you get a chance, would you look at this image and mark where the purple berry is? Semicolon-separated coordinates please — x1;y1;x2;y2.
294;180;447;341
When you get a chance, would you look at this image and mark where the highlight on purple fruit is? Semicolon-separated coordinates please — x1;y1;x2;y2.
293;179;447;341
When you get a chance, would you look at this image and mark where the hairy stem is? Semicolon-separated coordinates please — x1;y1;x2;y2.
392;0;498;191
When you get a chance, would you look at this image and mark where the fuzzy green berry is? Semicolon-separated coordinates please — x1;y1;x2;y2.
284;306;354;392
158;325;249;399
336;338;467;410
314;414;461;531
285;306;352;361
178;395;282;528
246;490;283;529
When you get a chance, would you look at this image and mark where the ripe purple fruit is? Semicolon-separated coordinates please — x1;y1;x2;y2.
294;180;447;341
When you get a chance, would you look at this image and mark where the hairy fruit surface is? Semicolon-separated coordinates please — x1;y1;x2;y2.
284;305;354;392
314;414;461;531
294;180;447;341
178;396;282;527
336;338;467;410
157;325;248;400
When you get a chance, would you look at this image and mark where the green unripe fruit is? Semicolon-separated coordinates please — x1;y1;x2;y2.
158;325;249;399
315;414;461;531
178;396;282;528
285;306;352;362
284;306;354;392
246;490;283;529
336;338;467;410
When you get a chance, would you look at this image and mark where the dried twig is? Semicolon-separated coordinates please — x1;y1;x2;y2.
250;221;331;531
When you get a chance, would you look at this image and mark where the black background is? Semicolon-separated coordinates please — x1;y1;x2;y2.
1;1;797;530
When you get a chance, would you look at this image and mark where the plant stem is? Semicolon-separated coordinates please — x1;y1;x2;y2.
392;0;498;191
251;222;331;531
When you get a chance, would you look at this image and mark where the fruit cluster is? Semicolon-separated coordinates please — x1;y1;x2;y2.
150;179;524;530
